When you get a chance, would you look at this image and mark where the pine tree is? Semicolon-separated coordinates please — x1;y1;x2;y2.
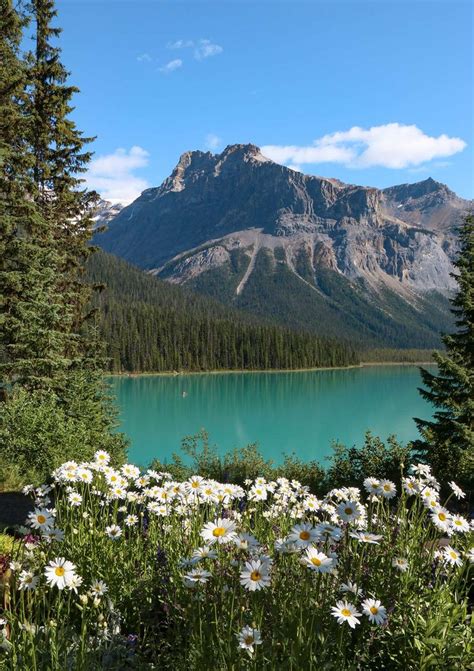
0;0;68;391
26;0;99;374
414;215;474;490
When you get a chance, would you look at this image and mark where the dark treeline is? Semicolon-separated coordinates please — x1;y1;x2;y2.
86;251;359;372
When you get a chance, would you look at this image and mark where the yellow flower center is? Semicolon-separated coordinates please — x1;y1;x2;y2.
55;567;65;577
438;513;446;521
450;551;457;559
212;527;225;537
37;515;46;524
250;571;262;581
454;520;462;526
244;635;254;645
344;507;353;515
311;557;322;566
341;608;351;617
370;606;378;615
383;485;391;491
299;531;310;541
192;482;198;488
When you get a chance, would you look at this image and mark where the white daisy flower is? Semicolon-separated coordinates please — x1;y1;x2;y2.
18;571;39;591
337;500;363;523
191;546;218;562
90;580;108;596
248;485;268;501
186;476;205;494
94;450;110;465
330;600;361;628
28;508;54;530
67;492;83;507
200;518;237;545
402;477;419;495
105;524;122;540
237;626;262;654
449;481;466;499
431;507;451;532
240;559;271;592
443;546;462;567
362;598;387;624
410;463;431;477
349;531;382;544
302;547;334;573
77;468;93;484
363;478;381;495
392;557;408;572
451;515;469;533
288;523;319;548
183;568;211;584
379;480;396;499
67;574;83;594
44;557;77;590
121;464;140;480
124;514;138;527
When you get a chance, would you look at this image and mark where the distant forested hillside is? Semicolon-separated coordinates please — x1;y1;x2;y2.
86;251;359;372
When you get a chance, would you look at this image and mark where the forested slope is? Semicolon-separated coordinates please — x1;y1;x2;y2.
86;251;359;372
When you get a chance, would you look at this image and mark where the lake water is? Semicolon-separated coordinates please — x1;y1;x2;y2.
110;365;435;467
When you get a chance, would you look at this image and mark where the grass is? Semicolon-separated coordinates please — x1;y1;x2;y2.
0;455;472;670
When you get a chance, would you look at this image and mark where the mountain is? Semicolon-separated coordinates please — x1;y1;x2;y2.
95;144;472;348
86;250;358;372
92;199;124;229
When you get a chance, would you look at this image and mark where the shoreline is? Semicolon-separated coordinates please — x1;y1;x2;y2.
106;361;435;378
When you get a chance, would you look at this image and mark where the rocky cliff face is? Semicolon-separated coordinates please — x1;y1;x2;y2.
95;144;472;347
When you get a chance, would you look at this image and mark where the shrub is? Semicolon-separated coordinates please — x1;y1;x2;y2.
0;376;128;486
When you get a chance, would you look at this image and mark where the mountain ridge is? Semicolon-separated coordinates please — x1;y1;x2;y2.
94;144;472;348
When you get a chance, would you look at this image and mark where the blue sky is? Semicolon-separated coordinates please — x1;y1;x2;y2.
56;0;473;203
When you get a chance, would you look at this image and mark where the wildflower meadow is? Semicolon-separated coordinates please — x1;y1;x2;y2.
0;454;472;670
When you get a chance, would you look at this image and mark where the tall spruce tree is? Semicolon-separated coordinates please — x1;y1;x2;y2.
1;1;127;480
0;0;68;391
414;215;474;490
27;0;99;375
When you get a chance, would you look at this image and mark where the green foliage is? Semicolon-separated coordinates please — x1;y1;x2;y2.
152;430;276;485
87;250;359;372
0;376;127;485
362;349;436;363
326;432;412;489
0;534;13;555
151;430;411;495
415;215;474;492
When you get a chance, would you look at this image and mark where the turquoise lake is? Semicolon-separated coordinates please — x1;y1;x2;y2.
110;365;435;467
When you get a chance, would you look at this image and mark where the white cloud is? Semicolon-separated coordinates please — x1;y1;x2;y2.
194;39;223;60
205;133;222;150
159;58;183;74
168;39;194;49
87;146;150;205
262;123;466;170
137;53;152;63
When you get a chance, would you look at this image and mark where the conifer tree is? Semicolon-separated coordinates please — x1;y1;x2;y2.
414;215;474;490
26;0;99;374
0;0;67;390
